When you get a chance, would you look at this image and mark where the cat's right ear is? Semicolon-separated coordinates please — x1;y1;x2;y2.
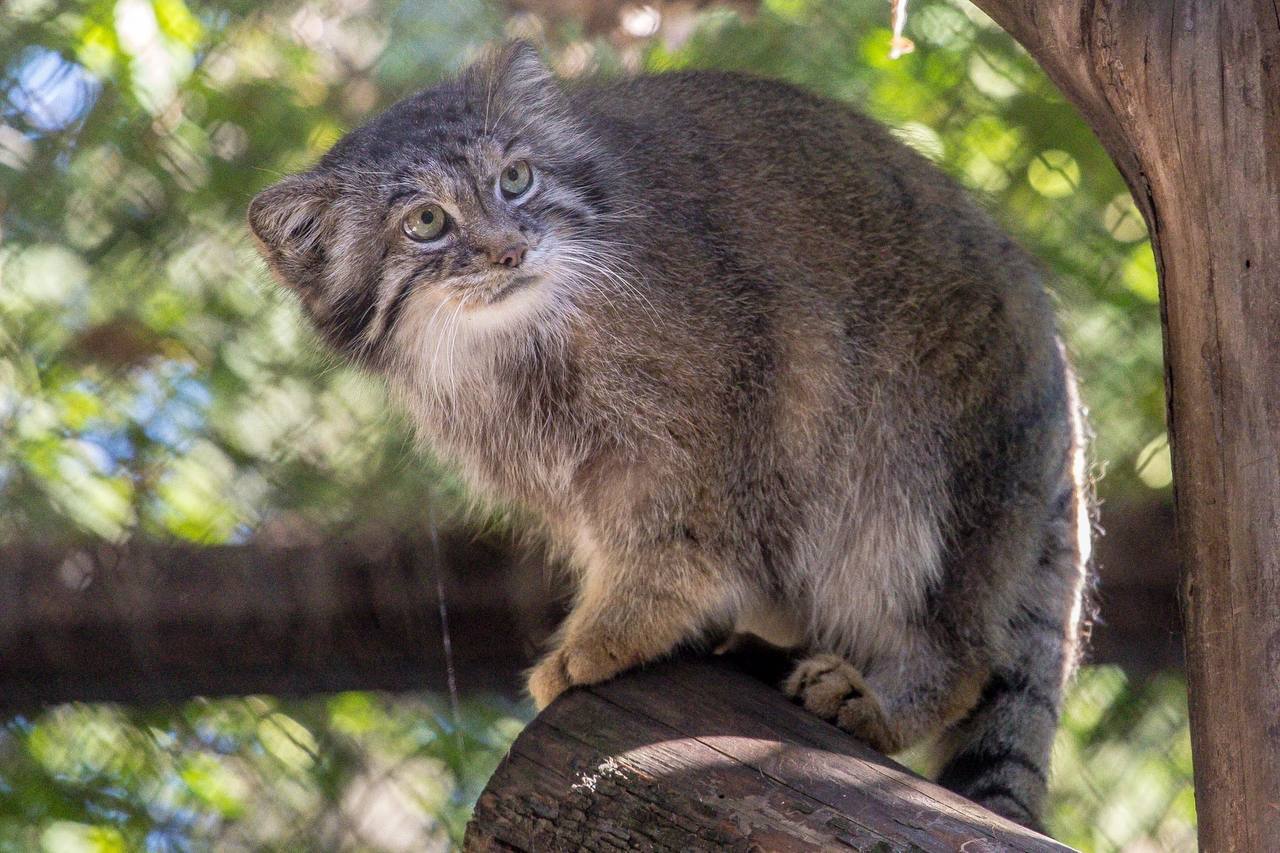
247;172;337;289
472;40;568;117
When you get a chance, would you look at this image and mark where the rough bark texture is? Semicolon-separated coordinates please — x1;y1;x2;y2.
465;657;1073;852
965;2;1280;849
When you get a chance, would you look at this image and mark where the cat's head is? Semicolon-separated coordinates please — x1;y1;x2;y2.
248;41;622;371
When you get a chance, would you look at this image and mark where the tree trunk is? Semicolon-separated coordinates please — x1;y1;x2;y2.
966;2;1280;849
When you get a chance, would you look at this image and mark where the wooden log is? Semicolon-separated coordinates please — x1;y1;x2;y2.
0;501;1177;710
465;656;1073;852
963;3;1280;848
0;534;558;709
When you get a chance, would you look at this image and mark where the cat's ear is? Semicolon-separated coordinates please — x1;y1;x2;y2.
474;40;567;115
248;172;337;289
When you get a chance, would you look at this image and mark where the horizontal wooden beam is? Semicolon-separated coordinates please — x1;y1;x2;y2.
0;499;1178;709
0;534;558;709
466;656;1074;852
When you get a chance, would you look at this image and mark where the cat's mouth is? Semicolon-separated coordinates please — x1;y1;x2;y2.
485;273;539;304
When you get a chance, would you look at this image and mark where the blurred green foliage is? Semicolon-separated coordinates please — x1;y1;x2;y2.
1;0;498;544
2;0;1189;850
0;692;524;850
1051;667;1195;850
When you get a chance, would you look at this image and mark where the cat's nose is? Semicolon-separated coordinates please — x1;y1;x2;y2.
490;241;528;268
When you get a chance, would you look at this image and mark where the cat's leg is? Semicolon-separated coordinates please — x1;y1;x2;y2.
783;635;985;755
783;596;1073;830
527;552;741;709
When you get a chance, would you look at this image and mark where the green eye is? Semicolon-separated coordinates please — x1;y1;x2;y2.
500;160;533;199
403;204;448;241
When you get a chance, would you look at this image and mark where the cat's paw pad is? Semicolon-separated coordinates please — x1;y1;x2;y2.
783;655;900;752
784;654;869;718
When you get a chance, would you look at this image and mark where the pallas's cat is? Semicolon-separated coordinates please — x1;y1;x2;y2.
249;42;1090;830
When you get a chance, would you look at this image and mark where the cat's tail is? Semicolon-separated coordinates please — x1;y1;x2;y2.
937;431;1093;830
936;661;1062;829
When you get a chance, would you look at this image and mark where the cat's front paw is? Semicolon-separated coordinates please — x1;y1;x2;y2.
784;654;903;753
526;636;641;710
527;648;572;709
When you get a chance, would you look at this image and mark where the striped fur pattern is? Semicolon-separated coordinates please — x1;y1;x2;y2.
249;42;1092;831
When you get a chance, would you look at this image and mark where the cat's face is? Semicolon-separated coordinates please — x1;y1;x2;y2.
248;42;619;372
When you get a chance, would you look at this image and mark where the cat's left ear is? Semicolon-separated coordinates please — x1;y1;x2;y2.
247;171;338;291
472;40;568;116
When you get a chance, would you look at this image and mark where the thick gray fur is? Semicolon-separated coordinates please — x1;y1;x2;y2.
249;42;1092;831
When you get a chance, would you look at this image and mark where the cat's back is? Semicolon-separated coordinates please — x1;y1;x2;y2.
573;69;1035;289
572;70;1055;380
573;69;972;231
573;69;885;166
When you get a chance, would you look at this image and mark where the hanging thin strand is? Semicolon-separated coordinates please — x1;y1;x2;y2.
889;0;915;59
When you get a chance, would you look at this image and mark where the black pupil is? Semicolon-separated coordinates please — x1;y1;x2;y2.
421;210;434;224
507;167;519;181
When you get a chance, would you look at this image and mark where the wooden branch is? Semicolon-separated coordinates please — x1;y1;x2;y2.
0;501;1176;710
0;535;559;709
963;1;1280;848
466;656;1073;852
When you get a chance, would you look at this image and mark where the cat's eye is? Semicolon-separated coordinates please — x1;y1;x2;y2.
500;161;533;199
403;204;449;242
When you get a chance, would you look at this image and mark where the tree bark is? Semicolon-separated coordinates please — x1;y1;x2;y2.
465;657;1073;852
965;2;1280;849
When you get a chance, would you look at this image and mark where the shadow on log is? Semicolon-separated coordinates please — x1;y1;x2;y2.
466;657;1072;852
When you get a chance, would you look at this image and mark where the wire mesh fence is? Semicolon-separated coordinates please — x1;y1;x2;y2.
1;0;1193;849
